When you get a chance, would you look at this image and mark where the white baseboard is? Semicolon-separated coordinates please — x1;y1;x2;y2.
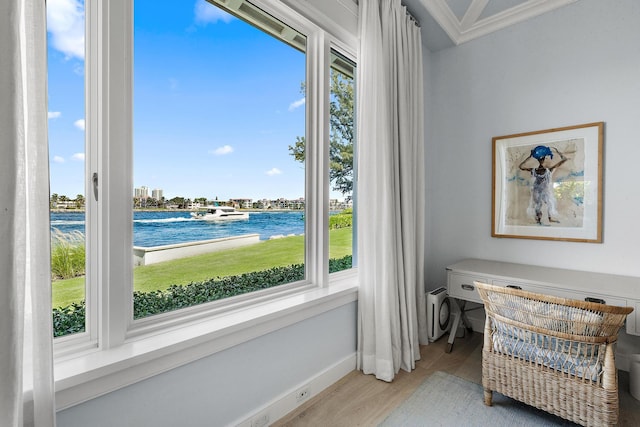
234;353;357;427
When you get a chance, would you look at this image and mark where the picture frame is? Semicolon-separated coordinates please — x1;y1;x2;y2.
492;122;603;243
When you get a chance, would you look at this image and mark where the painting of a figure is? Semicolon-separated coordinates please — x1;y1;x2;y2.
492;122;603;242
504;138;585;228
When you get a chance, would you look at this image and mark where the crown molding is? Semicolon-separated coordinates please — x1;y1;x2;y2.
422;0;462;44
422;0;578;46
460;0;489;31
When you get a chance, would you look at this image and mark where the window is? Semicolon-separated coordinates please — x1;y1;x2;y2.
132;0;308;320
48;0;88;339
50;0;356;343
328;50;356;273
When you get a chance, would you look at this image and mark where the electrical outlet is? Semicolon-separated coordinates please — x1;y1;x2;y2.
251;413;269;427
296;386;310;403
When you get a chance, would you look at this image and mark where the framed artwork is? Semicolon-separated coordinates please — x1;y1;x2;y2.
492;122;603;243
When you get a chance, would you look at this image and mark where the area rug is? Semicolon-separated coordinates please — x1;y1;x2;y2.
379;371;577;426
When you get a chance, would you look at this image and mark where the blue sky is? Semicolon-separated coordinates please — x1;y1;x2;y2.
47;0;311;201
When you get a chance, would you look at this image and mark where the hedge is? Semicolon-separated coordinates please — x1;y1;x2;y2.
52;255;353;337
52;301;86;338
329;209;352;230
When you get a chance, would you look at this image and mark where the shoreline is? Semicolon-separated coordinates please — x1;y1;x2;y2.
50;208;309;213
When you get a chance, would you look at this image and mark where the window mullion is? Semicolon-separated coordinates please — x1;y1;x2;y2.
85;0;99;347
305;30;330;287
94;0;133;349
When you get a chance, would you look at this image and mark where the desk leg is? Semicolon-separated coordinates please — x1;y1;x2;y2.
446;311;460;353
445;298;474;353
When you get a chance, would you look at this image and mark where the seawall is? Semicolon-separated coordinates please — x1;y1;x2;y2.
133;234;260;266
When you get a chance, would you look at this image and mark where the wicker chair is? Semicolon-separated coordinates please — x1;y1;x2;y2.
475;282;633;427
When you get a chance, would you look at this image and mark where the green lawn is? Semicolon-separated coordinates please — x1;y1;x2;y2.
52;227;353;308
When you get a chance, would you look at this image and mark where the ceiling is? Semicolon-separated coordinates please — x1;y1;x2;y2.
402;0;578;51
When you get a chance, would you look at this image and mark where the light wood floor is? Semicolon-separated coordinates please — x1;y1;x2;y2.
274;332;640;426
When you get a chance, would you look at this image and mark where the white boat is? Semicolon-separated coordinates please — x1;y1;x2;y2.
190;206;249;221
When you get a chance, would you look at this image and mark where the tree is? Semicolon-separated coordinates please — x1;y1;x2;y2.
75;194;85;209
288;71;354;195
169;196;185;209
50;193;59;209
194;197;208;206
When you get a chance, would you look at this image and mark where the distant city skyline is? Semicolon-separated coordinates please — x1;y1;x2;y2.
54;186;350;211
47;0;349;202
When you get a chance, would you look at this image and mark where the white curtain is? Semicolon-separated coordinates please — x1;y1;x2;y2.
356;0;427;382
0;0;57;425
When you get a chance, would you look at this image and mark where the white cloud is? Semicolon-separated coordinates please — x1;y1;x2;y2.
266;168;283;176
211;145;234;155
74;119;85;130
47;0;85;60
48;111;62;119
288;97;306;112
53;156;65;163
194;0;234;25
71;153;85;161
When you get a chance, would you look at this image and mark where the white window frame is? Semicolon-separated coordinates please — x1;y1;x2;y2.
53;0;358;410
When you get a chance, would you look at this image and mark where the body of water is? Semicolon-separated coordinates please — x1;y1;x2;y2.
50;210;305;247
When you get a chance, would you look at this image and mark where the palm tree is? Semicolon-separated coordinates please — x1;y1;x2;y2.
50;193;59;209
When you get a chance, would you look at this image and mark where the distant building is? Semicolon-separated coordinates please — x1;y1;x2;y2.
290;197;305;210
151;188;163;200
135;186;149;199
230;198;252;209
53;200;78;209
254;199;270;209
248;198;306;210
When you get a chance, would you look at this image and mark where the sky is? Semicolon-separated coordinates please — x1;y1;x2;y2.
47;0;319;201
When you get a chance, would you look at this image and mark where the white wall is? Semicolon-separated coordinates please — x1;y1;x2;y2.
425;0;640;287
57;303;357;427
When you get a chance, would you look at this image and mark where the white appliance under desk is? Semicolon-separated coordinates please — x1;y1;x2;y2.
445;258;640;352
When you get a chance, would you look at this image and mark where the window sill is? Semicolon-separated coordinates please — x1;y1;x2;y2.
54;270;358;411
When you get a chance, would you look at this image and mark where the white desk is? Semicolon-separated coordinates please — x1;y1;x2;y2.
445;258;640;352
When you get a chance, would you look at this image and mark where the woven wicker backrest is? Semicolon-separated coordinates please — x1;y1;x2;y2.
475;282;632;343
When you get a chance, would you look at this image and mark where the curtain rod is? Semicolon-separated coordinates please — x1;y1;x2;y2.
404;6;420;27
